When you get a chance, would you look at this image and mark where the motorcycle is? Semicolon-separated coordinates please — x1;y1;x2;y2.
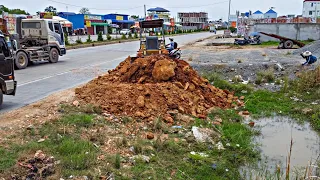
234;34;261;46
166;44;182;59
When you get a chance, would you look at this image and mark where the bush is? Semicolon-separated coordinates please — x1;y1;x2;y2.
106;34;112;40
121;34;127;40
76;37;83;44
134;32;139;38
97;32;104;41
128;32;133;39
229;27;237;33
86;34;92;43
64;33;70;45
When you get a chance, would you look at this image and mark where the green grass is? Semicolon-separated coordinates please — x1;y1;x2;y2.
0;148;17;172
260;41;279;47
60;114;94;128
256;68;275;83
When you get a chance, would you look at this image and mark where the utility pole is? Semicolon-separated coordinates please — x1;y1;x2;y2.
144;5;147;19
227;0;231;29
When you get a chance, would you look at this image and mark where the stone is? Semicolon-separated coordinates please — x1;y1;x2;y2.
34;150;46;161
146;132;154;140
152;59;177;81
136;96;145;108
164;115;174;124
188;83;196;91
160;134;169;142
213;121;221;126
302;108;313;115
72;100;80;107
242;111;250;115
135;111;145;117
192;126;221;143
175;113;195;124
37;138;46;143
239;96;245;100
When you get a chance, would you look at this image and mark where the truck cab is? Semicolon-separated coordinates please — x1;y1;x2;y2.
0;33;17;106
11;18;66;69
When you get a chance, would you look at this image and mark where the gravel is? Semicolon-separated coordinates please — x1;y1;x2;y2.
293;40;320;57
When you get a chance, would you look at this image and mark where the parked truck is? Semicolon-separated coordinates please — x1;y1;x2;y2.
8;17;66;69
0;31;17;106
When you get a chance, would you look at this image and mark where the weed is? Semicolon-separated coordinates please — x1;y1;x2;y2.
121;116;133;124
76;37;83;44
134;32;138;38
106;34;112;40
275;79;281;85
255;76;263;85
115;137;128;148
60;114;94;128
128;32;133;39
260;41;279;47
311;112;320;131
0;148;17;172
291;66;320;92
115;153;121;169
257;68;275;83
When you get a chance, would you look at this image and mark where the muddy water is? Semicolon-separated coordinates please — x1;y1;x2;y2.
254;116;320;172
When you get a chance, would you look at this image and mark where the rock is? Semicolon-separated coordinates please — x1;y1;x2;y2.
242;111;250;115
98;154;105;161
146;132;154;140
188;83;196;91
152;59;177;81
135;111;145;117
26;125;34;130
37;138;46;143
164;115;174;124
72;100;80;107
248;121;255;127
175;113;195;123
239;96;245;100
302;108;313;115
34;150;46;161
215;117;223;123
213;121;221;126
160;134;169;142
136;96;145;108
192;126;221;143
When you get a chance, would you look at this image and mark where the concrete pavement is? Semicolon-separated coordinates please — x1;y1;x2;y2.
0;32;217;113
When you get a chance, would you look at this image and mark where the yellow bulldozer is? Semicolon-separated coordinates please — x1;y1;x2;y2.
136;19;168;57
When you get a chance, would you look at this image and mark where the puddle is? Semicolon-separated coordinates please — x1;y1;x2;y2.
245;116;320;178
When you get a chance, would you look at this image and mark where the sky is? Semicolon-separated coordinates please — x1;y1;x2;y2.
2;0;304;20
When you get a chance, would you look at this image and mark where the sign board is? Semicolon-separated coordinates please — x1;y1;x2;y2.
146;16;152;21
116;16;123;21
86;21;91;28
84;15;102;20
3;12;16;34
40;12;53;19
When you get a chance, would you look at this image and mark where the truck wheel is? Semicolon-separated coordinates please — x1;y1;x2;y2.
284;40;294;49
0;90;3;107
15;51;29;69
49;48;59;63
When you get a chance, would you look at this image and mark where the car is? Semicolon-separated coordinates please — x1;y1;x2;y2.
120;29;131;35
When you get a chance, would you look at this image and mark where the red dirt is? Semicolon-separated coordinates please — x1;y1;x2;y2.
75;55;243;119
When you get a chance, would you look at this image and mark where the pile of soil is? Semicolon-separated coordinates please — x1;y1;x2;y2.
75;55;244;120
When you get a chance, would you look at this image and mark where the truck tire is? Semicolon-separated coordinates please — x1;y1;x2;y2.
0;90;3;107
284;40;294;49
15;51;29;69
49;48;59;63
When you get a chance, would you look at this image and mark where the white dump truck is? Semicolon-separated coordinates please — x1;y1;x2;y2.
9;17;66;69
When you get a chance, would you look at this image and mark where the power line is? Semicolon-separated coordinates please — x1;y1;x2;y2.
48;0;143;11
146;1;228;9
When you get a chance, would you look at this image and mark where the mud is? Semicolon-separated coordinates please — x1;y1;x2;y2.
75;55;245;120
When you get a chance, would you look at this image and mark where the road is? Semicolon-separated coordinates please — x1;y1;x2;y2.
0;32;217;113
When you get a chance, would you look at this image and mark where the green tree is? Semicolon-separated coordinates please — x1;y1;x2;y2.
64;32;70;45
0;5;28;14
97;32;104;41
86;34;92;43
130;15;139;20
79;8;90;14
44;6;57;15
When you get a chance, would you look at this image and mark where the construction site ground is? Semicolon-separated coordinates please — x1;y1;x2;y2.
0;36;319;179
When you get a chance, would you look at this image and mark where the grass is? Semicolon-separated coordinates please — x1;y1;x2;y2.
256;68;275;83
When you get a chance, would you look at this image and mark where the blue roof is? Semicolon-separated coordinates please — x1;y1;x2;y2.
105;13;129;16
112;19;135;24
253;10;263;14
265;9;277;14
147;7;170;12
58;12;76;16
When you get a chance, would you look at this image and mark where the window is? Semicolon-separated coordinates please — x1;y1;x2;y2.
54;23;62;34
22;22;41;29
311;3;314;7
48;22;54;32
310;11;313;15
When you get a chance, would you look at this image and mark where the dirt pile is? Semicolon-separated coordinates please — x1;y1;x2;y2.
75;55;244;119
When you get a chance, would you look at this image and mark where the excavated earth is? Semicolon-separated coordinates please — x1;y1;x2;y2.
75;55;244;120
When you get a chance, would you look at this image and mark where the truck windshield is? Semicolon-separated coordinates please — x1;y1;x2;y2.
0;37;10;57
54;23;62;34
22;22;41;29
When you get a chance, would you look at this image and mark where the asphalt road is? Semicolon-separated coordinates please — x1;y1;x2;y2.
0;32;217;113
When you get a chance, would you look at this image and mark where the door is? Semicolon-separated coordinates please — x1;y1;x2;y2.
54;22;64;45
0;37;14;79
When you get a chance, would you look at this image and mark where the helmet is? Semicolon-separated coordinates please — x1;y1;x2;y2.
303;51;312;57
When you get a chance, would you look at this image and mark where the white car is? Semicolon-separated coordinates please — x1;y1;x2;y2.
120;29;131;35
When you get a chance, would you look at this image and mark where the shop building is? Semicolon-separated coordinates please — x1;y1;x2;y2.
147;7;171;22
58;12;108;35
104;14;134;29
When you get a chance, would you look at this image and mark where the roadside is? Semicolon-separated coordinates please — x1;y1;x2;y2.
0;35;319;179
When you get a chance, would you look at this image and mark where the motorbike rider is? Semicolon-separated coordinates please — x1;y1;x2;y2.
166;38;176;53
300;51;317;66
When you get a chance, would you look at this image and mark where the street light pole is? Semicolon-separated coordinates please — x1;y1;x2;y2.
227;0;231;29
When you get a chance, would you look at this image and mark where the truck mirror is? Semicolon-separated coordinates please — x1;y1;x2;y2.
0;54;5;61
12;40;18;51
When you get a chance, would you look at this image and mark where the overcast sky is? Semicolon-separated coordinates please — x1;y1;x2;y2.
2;0;304;20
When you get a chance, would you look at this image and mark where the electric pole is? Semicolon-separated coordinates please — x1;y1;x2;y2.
227;0;231;29
144;5;147;19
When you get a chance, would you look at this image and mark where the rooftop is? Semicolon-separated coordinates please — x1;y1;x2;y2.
147;7;170;12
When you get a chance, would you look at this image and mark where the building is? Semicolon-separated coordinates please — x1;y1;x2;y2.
104;14;134;29
264;9;278;19
177;12;208;29
251;10;264;19
303;0;320;17
147;7;171;22
58;12;134;35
